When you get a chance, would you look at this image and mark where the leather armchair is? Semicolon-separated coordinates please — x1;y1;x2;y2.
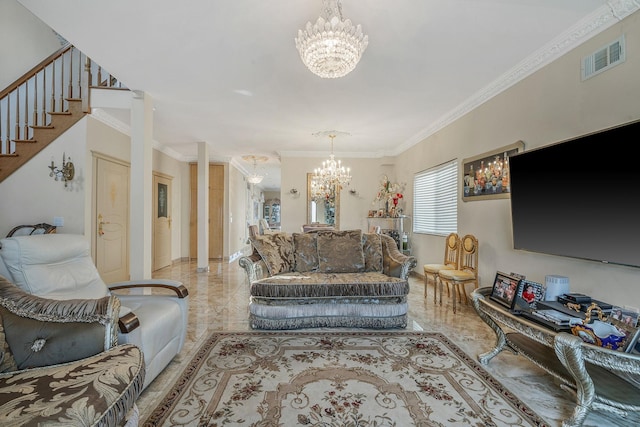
0;234;189;390
0;275;145;426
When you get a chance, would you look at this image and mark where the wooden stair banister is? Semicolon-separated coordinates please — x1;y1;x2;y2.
0;44;124;183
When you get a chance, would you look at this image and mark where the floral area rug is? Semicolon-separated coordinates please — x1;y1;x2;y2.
143;331;547;426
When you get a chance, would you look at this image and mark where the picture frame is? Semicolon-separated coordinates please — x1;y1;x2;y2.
514;279;545;310
462;141;525;201
489;271;521;309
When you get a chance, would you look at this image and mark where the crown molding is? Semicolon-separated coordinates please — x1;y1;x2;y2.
397;2;639;155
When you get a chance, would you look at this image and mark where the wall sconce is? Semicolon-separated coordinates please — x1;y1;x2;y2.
49;152;75;187
349;189;358;196
289;188;298;195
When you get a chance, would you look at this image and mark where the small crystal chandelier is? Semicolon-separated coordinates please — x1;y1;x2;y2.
295;0;369;79
312;131;352;195
242;155;268;184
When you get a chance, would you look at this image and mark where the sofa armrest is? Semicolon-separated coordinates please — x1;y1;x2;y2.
107;279;189;335
239;250;269;283
108;279;188;298
380;234;417;279
0;276;120;371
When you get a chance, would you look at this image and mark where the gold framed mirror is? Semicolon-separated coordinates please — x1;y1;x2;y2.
307;173;340;229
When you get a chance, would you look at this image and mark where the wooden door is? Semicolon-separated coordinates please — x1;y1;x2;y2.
153;172;172;271
190;163;224;259
95;155;129;283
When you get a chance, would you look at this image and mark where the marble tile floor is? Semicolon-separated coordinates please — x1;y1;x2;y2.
137;259;638;427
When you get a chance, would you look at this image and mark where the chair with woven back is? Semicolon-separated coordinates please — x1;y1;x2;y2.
438;234;479;313
423;232;461;305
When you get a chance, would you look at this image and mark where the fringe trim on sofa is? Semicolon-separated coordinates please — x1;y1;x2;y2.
249;314;408;330
0;276;117;325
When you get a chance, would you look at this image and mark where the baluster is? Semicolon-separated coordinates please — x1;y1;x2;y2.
24;81;29;139
15;86;20;141
42;65;47;125
51;59;56;112
0;99;3;154
59;51;65;110
5;95;10;150
68;47;73;99
33;72;38;128
78;51;84;99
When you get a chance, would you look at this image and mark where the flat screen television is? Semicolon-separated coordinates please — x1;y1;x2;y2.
509;119;640;269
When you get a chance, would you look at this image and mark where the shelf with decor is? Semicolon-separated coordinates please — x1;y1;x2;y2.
367;216;410;254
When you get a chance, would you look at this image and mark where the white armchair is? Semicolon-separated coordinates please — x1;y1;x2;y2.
0;234;189;390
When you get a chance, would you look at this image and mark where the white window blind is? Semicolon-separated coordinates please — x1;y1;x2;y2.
413;160;458;236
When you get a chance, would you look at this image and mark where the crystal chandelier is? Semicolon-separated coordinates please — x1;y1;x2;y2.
242;155;268;184
295;0;368;79
312;131;352;196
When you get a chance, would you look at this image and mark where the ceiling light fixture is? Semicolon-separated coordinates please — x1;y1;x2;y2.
242;155;268;184
295;0;368;79
312;131;352;195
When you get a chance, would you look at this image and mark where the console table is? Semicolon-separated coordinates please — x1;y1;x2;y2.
471;287;640;427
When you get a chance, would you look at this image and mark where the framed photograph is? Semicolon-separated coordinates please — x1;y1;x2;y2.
368;210;376;218
462;140;525;201
514;279;545;310
611;306;640;328
489;271;521;309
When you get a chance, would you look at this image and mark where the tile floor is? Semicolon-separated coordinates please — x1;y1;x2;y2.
136;258;638;427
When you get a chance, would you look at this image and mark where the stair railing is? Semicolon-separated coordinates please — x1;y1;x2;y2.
0;43;125;156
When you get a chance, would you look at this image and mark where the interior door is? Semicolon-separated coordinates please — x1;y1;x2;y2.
189;163;224;259
153;172;172;271
95;155;129;283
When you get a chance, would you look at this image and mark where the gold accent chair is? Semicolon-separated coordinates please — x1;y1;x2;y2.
423;233;460;305
438;234;479;313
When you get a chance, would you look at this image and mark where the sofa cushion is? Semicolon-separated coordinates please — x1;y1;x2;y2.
316;230;365;273
250;233;295;276
292;233;318;273
0;235;110;300
362;233;383;273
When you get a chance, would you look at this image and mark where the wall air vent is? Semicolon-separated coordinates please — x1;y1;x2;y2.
582;35;625;81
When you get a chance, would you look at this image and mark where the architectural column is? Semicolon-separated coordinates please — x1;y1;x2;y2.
197;141;210;272
129;90;153;279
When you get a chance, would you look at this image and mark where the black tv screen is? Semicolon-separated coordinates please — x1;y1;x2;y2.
509;119;640;269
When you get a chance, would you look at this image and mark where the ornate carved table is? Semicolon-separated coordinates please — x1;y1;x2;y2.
471;287;640;427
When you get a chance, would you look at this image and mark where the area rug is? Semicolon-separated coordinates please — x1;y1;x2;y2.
143;331;547;427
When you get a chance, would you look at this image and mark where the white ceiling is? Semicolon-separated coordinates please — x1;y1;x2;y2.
18;0;624;190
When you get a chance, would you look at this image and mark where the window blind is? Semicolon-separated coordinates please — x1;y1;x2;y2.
413;160;458;236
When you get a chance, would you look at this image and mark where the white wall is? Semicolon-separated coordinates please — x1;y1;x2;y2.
280;11;640;308
0;118;87;235
0;0;61;88
398;12;640;307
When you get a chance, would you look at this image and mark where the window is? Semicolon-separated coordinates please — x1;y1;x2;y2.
413;160;458;236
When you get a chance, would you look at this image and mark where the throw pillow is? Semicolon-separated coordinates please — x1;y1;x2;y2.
317;229;365;273
292;233;319;272
0;276;18;373
250;233;295;276
362;233;383;272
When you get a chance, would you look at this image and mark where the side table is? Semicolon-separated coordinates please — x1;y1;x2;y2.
471;287;640;427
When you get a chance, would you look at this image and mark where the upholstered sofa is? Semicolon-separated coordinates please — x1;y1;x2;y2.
239;229;417;329
0;275;145;426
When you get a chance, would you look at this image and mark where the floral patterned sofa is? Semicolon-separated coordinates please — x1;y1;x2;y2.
239;229;417;330
0;275;145;426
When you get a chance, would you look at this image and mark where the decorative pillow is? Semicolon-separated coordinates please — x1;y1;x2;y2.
362;233;383;273
250;233;295;276
317;230;365;273
0;276;19;373
292;233;318;273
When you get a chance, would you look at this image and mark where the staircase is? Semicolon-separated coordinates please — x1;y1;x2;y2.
0;44;124;183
